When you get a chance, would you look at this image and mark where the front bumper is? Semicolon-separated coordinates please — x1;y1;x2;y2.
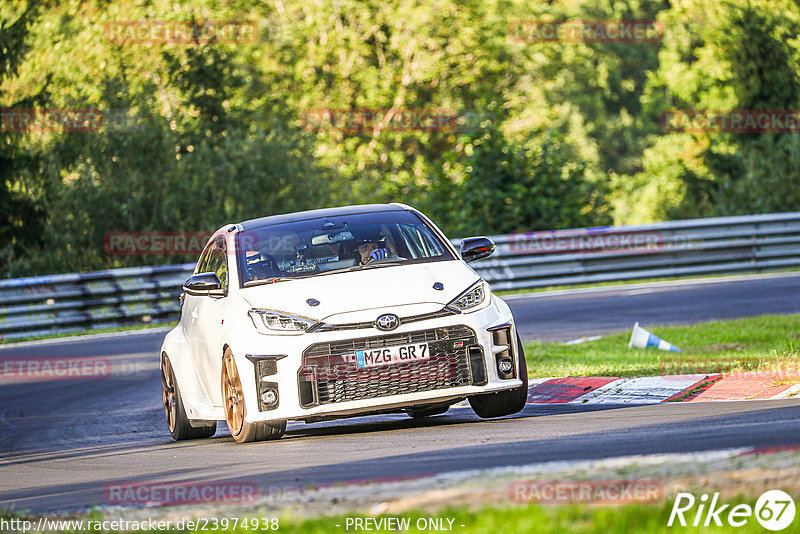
228;296;521;423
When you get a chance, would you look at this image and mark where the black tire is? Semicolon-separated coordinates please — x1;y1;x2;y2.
407;402;452;419
161;354;217;441
222;349;286;443
231;419;287;442
469;334;528;418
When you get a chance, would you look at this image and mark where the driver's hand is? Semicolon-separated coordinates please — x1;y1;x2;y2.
368;248;390;262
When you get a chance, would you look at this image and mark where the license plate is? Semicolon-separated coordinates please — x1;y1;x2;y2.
355;343;429;369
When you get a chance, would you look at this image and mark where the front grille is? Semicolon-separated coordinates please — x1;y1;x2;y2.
299;325;477;407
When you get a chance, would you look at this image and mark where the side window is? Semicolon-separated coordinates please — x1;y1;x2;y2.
195;241;214;275
204;238;228;291
417;226;445;256
397;224;446;259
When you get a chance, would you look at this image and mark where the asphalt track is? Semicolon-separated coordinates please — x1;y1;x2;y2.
1;273;799;514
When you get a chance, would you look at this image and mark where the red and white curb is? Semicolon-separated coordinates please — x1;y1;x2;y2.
526;371;799;404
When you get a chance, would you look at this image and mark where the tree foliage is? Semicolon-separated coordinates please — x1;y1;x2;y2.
0;1;47;269
1;0;799;275
625;0;800;222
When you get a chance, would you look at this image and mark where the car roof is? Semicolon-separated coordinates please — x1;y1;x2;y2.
237;203;410;231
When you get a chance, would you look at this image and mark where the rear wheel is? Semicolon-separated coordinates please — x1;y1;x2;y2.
161;354;216;440
469;334;528;418
222;349;285;443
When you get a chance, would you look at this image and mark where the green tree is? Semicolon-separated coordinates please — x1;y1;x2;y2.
0;1;47;270
623;0;800;222
8;1;333;275
440;127;611;236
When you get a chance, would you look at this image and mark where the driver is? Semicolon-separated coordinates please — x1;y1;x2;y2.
354;232;392;265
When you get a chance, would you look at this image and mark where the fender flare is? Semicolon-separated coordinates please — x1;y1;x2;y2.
160;326;207;399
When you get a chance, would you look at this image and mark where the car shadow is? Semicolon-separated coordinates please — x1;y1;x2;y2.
280;403;636;440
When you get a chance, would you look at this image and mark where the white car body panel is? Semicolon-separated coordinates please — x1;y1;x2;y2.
159;205;524;428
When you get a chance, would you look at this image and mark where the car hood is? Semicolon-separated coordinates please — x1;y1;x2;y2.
240;260;480;321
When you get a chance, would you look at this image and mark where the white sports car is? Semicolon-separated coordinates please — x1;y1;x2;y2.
160;203;528;442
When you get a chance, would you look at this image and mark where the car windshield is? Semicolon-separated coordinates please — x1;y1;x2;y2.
237;210;454;286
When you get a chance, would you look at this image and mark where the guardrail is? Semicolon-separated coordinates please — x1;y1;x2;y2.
0;264;194;341
2;211;799;340
480;211;800;291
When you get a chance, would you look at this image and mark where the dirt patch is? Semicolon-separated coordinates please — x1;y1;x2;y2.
371;448;800;514
91;447;800;523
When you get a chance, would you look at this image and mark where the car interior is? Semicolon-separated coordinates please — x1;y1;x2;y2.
241;220;447;283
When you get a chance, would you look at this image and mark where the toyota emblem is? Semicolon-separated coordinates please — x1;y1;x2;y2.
375;314;400;331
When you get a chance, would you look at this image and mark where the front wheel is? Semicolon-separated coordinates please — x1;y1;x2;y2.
161;354;216;441
469;334;528;418
222;349;286;443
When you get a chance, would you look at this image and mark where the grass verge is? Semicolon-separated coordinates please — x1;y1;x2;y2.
523;313;800;378
283;501;771;534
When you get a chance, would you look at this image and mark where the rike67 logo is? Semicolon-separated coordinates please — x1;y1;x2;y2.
668;490;796;531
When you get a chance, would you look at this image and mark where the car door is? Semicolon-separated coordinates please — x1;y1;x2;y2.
185;236;229;406
181;241;212;361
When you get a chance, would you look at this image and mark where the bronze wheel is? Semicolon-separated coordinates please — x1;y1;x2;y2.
222;349;245;437
161;356;178;433
221;348;286;443
161;354;216;440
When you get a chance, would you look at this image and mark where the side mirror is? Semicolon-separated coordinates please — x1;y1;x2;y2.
183;272;224;296
460;237;495;263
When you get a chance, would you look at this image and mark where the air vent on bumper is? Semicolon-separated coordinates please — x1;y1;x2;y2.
488;324;516;380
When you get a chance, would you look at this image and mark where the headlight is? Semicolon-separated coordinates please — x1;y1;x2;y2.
248;309;316;335
447;281;490;312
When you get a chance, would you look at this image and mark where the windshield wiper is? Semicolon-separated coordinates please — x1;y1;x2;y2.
243;276;296;287
361;261;404;269
343;261;404;272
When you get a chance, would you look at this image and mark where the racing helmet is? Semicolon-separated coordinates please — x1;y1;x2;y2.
346;226;386;261
351;226;386;247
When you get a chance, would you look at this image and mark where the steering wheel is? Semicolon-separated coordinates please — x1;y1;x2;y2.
364;248;392;265
279;256;296;273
